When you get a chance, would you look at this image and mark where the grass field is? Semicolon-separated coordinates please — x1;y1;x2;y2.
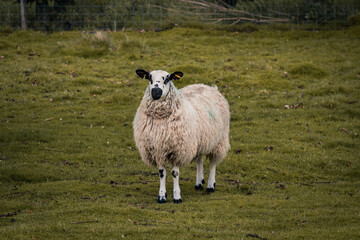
1;25;360;239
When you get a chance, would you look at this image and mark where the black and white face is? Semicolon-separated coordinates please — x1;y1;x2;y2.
136;69;183;100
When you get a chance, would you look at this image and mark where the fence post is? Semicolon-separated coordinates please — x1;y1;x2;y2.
114;1;117;32
20;0;28;29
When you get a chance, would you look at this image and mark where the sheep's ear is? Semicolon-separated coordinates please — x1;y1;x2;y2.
169;71;183;81
136;69;150;80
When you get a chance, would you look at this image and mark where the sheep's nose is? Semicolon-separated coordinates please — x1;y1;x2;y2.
151;88;162;100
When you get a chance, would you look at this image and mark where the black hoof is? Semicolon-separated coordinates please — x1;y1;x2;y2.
157;196;166;204
195;184;204;191
173;199;182;204
206;188;215;193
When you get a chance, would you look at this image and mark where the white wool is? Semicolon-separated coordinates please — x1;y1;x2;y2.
133;69;230;203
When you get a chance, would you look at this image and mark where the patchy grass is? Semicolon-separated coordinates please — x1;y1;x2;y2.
57;31;113;58
0;26;360;239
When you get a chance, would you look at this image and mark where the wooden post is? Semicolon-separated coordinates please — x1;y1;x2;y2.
20;0;28;29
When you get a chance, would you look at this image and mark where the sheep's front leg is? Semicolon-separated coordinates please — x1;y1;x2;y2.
195;156;205;191
172;166;182;204
206;160;216;192
158;166;167;203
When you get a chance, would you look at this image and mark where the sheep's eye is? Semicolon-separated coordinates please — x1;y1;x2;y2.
164;74;171;85
149;75;153;84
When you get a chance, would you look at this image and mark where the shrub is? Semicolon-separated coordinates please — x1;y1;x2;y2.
349;14;360;25
0;25;13;36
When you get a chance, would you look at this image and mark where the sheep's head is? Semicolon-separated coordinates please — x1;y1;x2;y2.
136;69;183;100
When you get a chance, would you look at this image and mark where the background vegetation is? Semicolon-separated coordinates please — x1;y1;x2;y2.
0;0;359;31
0;22;360;239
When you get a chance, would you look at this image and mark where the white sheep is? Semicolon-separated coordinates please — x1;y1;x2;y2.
133;69;230;203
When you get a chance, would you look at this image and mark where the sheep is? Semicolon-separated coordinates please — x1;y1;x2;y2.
133;69;230;204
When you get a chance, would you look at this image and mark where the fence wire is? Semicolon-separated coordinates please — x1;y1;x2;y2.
1;0;359;31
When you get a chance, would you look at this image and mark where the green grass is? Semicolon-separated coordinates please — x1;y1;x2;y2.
1;26;360;239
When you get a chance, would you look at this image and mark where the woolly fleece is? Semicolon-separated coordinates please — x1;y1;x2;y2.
133;83;230;168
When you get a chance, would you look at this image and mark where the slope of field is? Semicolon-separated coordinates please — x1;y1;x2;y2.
0;26;359;239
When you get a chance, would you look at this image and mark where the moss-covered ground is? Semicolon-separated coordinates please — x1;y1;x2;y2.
0;26;359;239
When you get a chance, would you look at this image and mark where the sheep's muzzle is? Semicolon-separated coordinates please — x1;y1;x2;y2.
151;88;162;100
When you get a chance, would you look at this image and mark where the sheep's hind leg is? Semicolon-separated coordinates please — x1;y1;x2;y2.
207;134;229;193
158;166;167;203
195;156;205;191
206;159;217;193
172;166;182;204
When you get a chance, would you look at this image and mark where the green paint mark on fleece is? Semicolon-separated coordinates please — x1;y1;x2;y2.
208;110;214;121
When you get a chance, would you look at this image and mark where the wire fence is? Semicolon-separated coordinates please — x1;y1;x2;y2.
1;0;359;32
